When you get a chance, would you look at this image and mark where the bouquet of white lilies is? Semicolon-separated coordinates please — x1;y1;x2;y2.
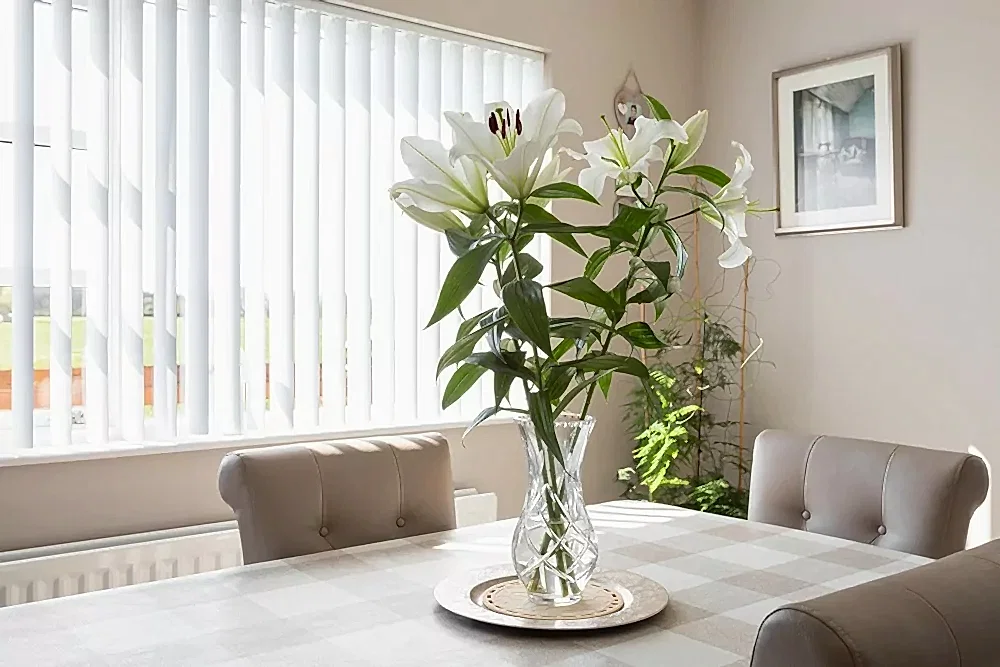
389;88;759;605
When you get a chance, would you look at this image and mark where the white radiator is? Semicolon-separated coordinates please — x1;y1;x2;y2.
0;491;498;608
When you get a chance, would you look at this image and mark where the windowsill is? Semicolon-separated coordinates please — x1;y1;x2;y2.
0;416;516;468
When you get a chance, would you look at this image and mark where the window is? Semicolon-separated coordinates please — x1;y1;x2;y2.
0;0;546;449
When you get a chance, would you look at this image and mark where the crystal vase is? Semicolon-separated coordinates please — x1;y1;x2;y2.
511;414;599;606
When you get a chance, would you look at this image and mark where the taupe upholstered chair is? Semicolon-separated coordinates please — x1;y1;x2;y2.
218;432;456;564
750;538;1000;667
748;430;988;559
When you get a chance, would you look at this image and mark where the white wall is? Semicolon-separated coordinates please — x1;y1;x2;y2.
697;0;999;537
0;0;701;551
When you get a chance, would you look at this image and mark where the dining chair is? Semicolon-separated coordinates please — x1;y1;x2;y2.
748;430;989;559
750;537;1000;667
218;432;456;564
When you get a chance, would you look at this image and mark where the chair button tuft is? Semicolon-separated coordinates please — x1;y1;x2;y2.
801;510;811;521
396;517;406;528
877;525;887;535
319;526;329;537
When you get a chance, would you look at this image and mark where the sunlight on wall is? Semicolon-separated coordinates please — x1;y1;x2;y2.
968;445;993;547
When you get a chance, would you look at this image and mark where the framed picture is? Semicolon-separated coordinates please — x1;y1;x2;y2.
772;45;903;235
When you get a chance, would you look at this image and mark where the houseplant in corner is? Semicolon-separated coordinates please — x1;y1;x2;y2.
389;89;757;606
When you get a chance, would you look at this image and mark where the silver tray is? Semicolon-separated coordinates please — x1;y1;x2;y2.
434;566;669;631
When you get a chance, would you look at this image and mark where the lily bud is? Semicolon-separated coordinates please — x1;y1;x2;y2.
669;110;709;169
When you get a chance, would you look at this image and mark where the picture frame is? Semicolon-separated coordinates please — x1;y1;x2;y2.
772;45;903;236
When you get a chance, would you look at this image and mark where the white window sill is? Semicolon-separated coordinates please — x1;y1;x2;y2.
0;417;516;468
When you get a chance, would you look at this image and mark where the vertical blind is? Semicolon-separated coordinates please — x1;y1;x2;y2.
0;0;546;448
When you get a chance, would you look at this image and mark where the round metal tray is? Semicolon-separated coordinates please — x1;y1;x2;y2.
434;566;669;631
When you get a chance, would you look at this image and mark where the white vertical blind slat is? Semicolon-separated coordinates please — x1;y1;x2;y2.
293;9;320;428
266;4;295;430
211;0;242;434
344;20;372;425
50;0;74;446
119;0;144;443
392;31;418;423
154;0;178;437
461;44;490;413
439;40;464;419
184;0;210;435
416;36;442;420
369;25;395;423
12;0;34;449
319;15;346;427
242;0;266;432
86;0;111;444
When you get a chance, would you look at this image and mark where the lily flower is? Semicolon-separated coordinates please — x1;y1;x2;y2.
702;142;754;268
445;89;582;200
577;115;688;200
389;136;489;215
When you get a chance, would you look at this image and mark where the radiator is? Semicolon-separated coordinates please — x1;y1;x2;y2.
0;490;498;608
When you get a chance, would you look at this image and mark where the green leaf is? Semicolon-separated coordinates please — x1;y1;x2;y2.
513;233;535;252
598;372;613;399
551;233;588;258
551;338;576;361
661;185;725;226
628;280;667;304
618;322;666;349
467;351;534;381
642;259;673;289
500;253;543;286
548;277;623;320
437;316;505;378
442;364;488;409
674;165;731;189
607;204;658;244
427;239;503;327
457;308;494;339
494;371;515;408
643;94;671;121
546;366;575;402
502;279;552;355
659;224;688;279
463;405;499;443
584;246;613;280
563;353;649;378
445;228;477;256
549;316;610;341
553;370;614;415
527;389;563;465
529;181;600;205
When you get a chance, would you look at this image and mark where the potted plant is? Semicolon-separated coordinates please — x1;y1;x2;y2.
389;88;757;605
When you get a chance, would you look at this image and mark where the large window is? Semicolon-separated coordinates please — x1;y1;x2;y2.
0;0;546;449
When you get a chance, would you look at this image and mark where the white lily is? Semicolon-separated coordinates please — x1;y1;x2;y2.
577;115;688;200
702;142;755;268
389;136;489;215
444;89;582;200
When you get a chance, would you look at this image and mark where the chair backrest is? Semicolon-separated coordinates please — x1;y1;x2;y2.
750;538;1000;667
218;432;456;564
748;430;988;558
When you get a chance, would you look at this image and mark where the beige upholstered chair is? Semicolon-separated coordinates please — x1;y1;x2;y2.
218;432;456;564
750;538;1000;667
748;430;988;559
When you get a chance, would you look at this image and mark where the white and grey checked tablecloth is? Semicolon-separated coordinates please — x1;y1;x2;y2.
0;501;929;666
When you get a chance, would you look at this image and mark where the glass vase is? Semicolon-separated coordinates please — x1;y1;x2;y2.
511;414;599;606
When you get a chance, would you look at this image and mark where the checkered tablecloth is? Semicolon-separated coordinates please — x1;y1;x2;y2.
0;501;929;666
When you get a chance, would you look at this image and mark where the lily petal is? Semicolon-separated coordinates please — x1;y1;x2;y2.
520;89;567;144
718;237;752;269
624;116;688;166
669;110;708;169
390;179;481;214
398;136;488;212
444;111;504;164
729;142;754;190
578;161;619;200
396;204;466;233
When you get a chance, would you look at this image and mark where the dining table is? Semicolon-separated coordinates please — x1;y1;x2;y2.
0;500;930;666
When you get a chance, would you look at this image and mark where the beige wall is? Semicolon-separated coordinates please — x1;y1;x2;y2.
0;0;700;551
697;0;999;538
